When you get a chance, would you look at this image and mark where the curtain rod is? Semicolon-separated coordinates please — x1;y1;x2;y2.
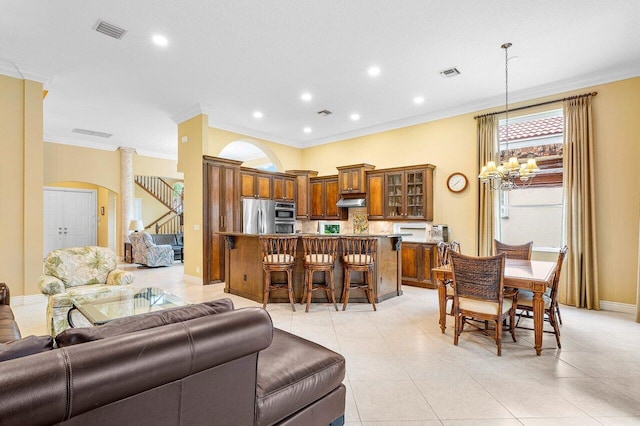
473;91;597;119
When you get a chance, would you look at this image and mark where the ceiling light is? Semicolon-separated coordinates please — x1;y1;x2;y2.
413;96;425;105
301;92;312;102
350;113;360;121
303;127;312;134
253;111;263;118
479;43;539;191
368;66;381;77
152;34;168;47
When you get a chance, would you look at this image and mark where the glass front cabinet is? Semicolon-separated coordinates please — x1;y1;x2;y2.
370;165;434;221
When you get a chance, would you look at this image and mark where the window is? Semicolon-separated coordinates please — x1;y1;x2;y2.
497;109;564;249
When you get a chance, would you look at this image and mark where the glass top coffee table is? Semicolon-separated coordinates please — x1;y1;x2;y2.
68;287;190;327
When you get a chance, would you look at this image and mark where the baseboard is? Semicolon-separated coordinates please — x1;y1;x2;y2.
11;294;46;306
599;300;636;314
183;273;203;285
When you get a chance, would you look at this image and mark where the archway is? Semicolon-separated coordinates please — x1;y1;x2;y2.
217;139;284;171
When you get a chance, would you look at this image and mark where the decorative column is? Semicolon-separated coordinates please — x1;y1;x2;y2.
119;147;135;255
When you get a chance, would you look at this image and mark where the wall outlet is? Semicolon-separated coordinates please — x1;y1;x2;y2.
194;224;200;231
196;266;201;273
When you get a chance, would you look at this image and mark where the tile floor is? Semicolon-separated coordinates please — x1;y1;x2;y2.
13;264;640;425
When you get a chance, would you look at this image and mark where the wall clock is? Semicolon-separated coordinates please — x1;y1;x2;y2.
446;172;468;193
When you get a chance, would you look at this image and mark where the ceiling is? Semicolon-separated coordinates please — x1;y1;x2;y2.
2;0;639;160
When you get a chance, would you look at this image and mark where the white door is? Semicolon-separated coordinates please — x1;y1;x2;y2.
43;188;97;257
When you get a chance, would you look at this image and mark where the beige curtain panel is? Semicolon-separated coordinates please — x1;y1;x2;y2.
477;115;497;256
563;95;599;310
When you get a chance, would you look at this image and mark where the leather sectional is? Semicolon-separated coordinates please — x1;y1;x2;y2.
0;298;346;425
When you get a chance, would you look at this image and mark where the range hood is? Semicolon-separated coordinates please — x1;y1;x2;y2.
336;198;366;208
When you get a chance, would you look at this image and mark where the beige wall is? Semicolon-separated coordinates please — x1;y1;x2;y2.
0;75;44;296
178;115;208;278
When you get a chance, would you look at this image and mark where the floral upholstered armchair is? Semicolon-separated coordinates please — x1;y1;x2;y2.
128;232;175;267
38;246;135;336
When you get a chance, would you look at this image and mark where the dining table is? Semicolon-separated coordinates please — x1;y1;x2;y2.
432;258;557;356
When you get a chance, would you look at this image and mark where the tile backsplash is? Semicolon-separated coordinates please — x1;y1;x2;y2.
298;207;395;235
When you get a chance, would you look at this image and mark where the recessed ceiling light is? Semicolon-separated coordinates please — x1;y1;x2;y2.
303;127;312;134
368;66;381;77
253;111;263;118
301;92;312;102
152;34;168;47
350;113;360;121
413;96;425;105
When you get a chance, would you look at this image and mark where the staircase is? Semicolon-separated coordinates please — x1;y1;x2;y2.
134;176;183;234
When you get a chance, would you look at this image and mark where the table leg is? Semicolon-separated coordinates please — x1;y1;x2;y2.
437;277;447;333
532;286;544;356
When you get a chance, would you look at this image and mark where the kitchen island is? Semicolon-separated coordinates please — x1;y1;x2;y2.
219;233;403;305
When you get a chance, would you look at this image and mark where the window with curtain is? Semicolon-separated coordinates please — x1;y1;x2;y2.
498;109;564;249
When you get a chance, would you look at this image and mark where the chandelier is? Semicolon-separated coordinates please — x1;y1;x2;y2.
479;42;539;191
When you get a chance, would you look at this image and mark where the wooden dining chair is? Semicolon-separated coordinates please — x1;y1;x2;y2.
494;239;533;260
515;246;568;348
436;241;461;316
259;236;298;311
450;251;517;356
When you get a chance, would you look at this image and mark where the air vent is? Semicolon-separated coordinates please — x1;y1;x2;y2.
439;67;461;78
317;110;332;116
94;20;127;40
72;128;113;138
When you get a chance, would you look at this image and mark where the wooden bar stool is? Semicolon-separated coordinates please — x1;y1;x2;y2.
259;236;298;311
301;236;339;312
340;236;377;311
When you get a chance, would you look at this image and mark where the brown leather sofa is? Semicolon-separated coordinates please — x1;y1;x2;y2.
0;283;21;343
0;299;346;426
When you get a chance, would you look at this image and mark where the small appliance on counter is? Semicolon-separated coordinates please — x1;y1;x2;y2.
392;222;430;242
430;225;449;242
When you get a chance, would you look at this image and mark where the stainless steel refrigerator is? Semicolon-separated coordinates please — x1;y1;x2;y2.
242;199;275;234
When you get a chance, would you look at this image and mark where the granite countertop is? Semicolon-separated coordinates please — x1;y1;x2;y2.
218;232;405;238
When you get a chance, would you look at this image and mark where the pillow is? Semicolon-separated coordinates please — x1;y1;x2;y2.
56;298;235;347
0;335;54;362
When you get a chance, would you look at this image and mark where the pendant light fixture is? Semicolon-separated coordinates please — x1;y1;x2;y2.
479;43;539;191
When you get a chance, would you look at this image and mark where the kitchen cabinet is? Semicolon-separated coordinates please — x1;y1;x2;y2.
401;242;437;288
203;156;241;284
336;164;375;194
240;170;272;199
310;175;347;220
367;164;435;221
366;172;385;220
272;174;296;201
286;170;318;219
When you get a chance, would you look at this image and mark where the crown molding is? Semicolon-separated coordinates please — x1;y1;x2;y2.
45;133;178;160
169;103;207;124
206;118;300;149
135;148;177;161
0;62;49;84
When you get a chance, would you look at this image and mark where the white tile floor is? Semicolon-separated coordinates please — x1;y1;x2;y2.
13;264;640;425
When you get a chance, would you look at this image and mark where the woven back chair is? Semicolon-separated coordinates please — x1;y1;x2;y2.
516;245;568;348
493;239;533;260
340;237;377;311
259;236;299;311
301;236;339;312
450;251;516;356
436;241;462;320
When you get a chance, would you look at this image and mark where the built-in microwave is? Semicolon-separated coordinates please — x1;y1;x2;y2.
275;202;295;220
274;221;295;234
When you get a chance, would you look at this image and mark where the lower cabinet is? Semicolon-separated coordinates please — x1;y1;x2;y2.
401;242;437;288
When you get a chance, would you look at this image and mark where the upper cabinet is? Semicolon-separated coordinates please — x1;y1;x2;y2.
273;175;296;202
310;175;347;220
240;170;272;199
286;170;318;219
336;164;375;194
367;165;435;221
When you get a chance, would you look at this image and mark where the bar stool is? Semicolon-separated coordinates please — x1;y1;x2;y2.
301;236;339;312
259;236;298;311
340;236;377;311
